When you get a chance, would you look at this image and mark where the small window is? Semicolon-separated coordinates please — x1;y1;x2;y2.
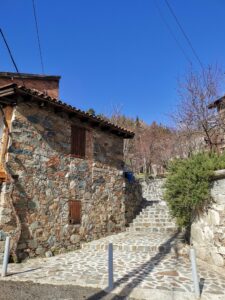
71;126;86;158
69;200;81;225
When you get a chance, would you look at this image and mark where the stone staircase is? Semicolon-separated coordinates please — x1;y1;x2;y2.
82;199;184;255
127;201;177;234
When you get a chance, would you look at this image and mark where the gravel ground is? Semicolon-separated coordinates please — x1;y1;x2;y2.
0;281;127;300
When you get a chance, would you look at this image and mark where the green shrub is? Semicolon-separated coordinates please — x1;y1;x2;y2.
164;152;225;230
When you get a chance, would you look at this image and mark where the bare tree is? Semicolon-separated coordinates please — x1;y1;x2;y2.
132;122;176;175
108;105;183;174
174;65;224;153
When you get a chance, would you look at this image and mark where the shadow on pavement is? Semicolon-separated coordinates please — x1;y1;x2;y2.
7;267;42;276
87;231;181;300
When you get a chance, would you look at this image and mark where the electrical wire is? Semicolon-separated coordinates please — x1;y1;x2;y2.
0;28;20;73
154;1;192;65
0;28;25;85
164;0;204;69
32;0;45;74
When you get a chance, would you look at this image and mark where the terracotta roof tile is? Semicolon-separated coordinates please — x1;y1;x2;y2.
0;83;134;138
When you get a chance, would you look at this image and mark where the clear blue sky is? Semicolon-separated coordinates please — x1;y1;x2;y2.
1;1;225;125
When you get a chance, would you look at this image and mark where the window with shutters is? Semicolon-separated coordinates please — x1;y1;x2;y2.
68;200;81;225
71;125;86;158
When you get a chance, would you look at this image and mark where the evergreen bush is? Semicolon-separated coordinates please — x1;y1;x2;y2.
164;152;225;231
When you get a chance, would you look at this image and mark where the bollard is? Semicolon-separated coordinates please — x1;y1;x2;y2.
2;236;10;277
190;247;200;298
108;242;114;291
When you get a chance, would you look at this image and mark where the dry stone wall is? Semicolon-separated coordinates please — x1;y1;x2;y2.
0;102;141;261
191;173;225;267
124;180;142;226
140;178;166;201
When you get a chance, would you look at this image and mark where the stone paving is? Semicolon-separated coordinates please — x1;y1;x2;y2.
1;201;225;299
82;231;183;253
1;232;225;299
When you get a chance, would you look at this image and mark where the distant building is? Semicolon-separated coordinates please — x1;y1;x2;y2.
208;95;225;151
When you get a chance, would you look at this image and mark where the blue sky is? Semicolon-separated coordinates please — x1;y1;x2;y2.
1;1;225;125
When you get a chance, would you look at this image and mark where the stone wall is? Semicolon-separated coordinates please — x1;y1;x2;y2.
124;177;166;226
0;102;141;261
124;180;142;226
191;173;225;267
140;178;165;201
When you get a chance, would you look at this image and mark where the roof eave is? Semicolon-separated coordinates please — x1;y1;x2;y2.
0;72;61;81
208;96;225;109
0;84;134;138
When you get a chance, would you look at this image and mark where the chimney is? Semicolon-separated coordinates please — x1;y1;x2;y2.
0;72;61;99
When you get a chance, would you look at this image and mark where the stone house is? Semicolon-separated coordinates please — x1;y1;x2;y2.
208;95;225;151
0;72;141;261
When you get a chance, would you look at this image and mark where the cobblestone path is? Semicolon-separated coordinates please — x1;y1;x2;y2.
1;201;225;299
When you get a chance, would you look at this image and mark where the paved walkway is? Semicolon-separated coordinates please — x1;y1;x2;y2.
1;201;225;299
1;233;225;299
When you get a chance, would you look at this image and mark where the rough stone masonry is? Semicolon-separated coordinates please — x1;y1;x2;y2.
191;171;225;268
0;77;141;261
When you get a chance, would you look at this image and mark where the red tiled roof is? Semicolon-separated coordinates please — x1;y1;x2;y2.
0;83;134;138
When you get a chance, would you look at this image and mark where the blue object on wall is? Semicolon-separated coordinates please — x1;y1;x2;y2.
124;171;134;182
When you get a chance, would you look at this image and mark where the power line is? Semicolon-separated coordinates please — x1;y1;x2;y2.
154;1;192;65
32;0;45;74
164;0;204;70
0;28;20;73
0;28;25;85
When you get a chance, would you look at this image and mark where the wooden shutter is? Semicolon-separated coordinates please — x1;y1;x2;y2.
69;200;81;224
71;126;86;158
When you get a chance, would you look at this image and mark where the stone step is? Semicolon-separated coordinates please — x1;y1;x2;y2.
141;205;169;209
141;208;170;211
134;219;174;223
132;217;175;221
133;216;174;221
127;200;178;233
138;217;173;221
140;204;168;209
128;227;178;233
143;208;169;213
136;216;173;219
82;231;183;254
140;210;171;215
132;219;175;223
140;207;170;211
82;241;177;254
138;211;170;214
139;216;172;219
130;222;176;227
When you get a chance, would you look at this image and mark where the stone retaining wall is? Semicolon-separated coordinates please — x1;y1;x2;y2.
124;180;142;226
139;178;165;201
191;172;225;267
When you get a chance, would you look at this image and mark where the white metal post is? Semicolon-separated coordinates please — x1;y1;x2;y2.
108;242;114;291
190;247;200;298
2;236;10;277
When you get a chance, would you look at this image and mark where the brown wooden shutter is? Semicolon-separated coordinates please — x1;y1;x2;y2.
69;200;81;224
71;126;86;158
